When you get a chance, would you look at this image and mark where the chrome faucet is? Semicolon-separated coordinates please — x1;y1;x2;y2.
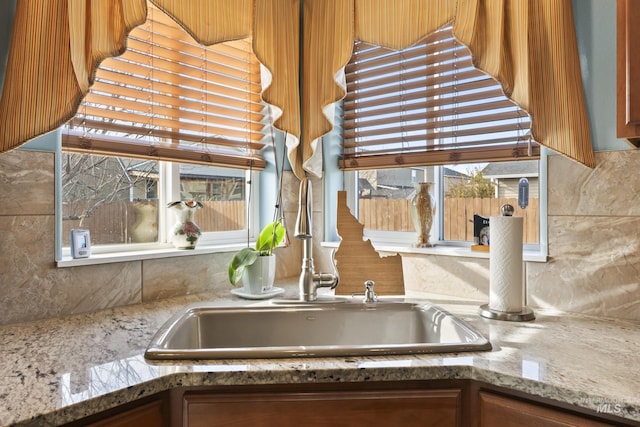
294;177;339;301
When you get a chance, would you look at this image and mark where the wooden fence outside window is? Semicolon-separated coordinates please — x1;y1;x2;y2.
62;200;245;245
358;197;539;244
63;197;539;246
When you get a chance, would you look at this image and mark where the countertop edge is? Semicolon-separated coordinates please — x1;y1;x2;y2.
23;363;640;426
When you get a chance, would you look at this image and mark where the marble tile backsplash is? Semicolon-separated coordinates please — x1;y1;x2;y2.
547;149;640;217
403;151;640;322
0;149;54;215
142;253;234;301
527;151;640;320
0;150;241;325
0;148;638;324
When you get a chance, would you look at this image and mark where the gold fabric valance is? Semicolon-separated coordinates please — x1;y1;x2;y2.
0;0;595;179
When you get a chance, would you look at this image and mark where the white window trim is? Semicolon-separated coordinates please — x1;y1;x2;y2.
56;148;261;267
161;162;260;248
325;148;549;263
56;242;248;267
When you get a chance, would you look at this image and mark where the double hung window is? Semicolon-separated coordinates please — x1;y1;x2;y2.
60;2;271;255
340;25;541;249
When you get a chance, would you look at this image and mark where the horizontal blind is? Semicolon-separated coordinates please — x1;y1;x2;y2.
340;26;539;171
63;2;268;170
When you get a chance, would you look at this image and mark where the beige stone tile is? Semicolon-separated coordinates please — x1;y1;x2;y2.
281;171;322;213
402;254;490;301
280;171;300;214
273;233;302;280
0;150;54;216
49;262;142;316
548;150;640;217
527;215;640;320
141;252;233;301
0;215;141;325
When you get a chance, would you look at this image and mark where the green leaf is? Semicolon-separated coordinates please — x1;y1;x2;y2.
255;220;286;254
228;221;285;286
227;247;260;286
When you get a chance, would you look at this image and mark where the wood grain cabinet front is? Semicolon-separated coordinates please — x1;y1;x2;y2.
60;381;639;426
617;0;640;146
182;388;463;427
478;391;619;427
65;394;168;427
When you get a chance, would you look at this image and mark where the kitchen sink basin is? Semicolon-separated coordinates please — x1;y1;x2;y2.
145;300;491;360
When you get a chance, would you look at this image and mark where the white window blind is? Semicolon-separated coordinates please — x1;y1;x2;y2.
341;25;539;171
63;3;269;170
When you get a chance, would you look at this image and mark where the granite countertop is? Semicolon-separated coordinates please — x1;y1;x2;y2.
0;287;639;426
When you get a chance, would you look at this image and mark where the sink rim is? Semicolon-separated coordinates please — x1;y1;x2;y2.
145;299;492;360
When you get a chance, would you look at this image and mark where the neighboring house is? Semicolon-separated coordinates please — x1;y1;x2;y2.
358;168;425;199
359;167;468;199
481;160;539;198
127;163;245;201
442;168;468;195
178;164;245;201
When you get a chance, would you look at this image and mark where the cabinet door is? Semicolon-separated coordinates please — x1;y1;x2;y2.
617;0;640;145
84;399;166;427
184;389;462;427
478;392;615;427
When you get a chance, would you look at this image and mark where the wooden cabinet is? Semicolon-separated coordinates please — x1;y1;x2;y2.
477;391;619;427
84;399;166;427
65;393;168;427
62;381;638;427
179;383;465;427
617;0;640;146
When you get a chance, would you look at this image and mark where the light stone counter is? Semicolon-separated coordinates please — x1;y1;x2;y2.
0;288;638;426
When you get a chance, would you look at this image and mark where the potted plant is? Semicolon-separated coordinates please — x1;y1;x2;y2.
228;220;286;294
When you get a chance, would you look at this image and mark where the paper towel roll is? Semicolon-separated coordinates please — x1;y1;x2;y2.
489;215;524;312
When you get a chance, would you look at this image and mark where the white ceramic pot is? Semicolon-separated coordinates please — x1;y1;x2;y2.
242;254;276;295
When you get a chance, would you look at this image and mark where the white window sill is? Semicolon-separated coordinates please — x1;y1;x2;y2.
56;243;245;267
321;241;548;263
57;239;547;268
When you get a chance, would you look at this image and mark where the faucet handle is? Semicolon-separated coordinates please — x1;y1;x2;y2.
363;280;377;303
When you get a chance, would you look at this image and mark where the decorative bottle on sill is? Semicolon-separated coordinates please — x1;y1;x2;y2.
131;201;158;243
167;201;202;249
410;182;436;248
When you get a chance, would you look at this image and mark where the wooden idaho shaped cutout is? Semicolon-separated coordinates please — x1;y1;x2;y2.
334;191;405;296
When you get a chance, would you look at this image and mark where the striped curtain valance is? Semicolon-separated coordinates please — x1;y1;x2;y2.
0;0;595;179
62;3;268;170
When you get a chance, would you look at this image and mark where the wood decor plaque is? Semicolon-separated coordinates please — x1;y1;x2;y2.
334;191;405;296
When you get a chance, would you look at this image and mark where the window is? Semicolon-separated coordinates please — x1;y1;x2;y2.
60;154;254;251
346;160;540;247
339;25;542;250
59;1;270;257
177;164;251;244
61;153;160;247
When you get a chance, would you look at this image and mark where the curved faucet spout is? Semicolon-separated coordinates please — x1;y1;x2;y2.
295;177;312;240
295;177;339;301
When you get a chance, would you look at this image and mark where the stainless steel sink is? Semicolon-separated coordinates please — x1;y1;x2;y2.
145;300;491;360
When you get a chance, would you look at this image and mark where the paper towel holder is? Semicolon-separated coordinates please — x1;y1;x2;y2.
479;304;535;321
478;203;535;322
